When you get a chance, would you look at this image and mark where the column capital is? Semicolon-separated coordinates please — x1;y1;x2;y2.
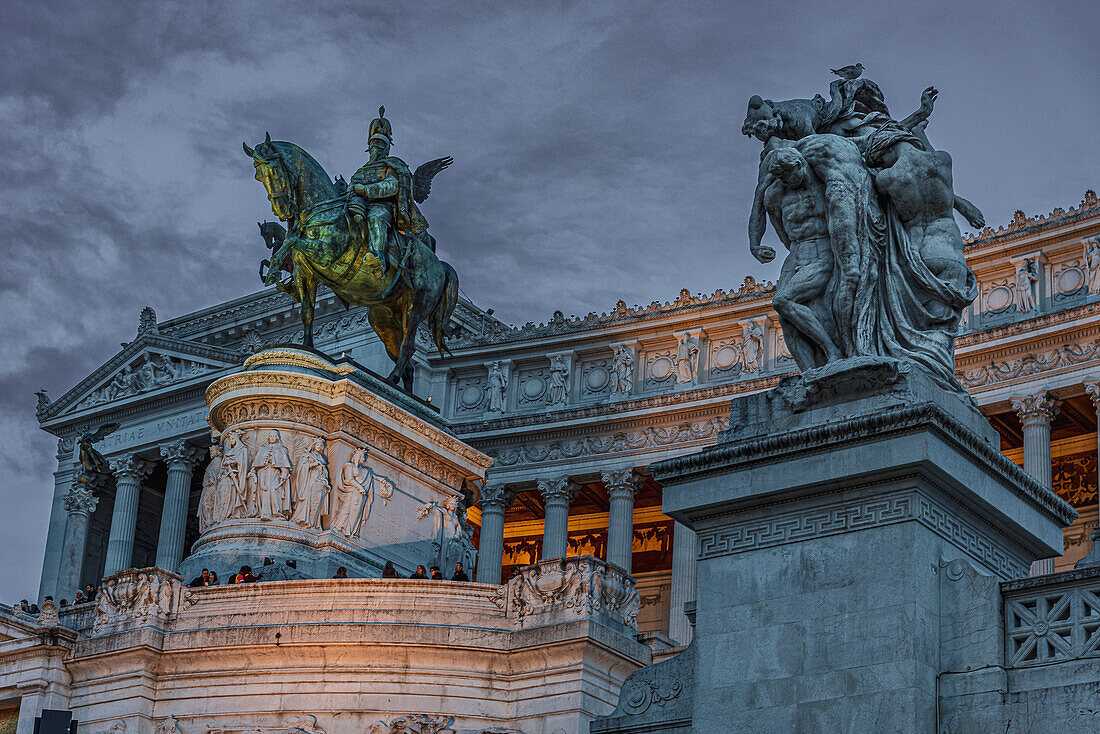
109;454;153;483
159;440;202;472
1011;390;1062;427
479;482;516;512
538;476;579;504
1085;379;1100;410
55;437;75;462
63;483;98;516
601;467;643;499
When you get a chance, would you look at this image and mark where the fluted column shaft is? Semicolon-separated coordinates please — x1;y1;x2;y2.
155;441;201;572
104;455;152;576
602;468;641;573
476;484;514;584
1077;380;1100;568
669;521;698;646
38;438;76;602
539;477;577;560
1012;390;1061;576
56;484;99;600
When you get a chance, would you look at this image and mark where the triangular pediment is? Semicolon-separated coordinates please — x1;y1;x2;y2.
41;334;242;422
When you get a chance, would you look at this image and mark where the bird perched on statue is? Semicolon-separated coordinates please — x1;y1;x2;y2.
830;63;864;80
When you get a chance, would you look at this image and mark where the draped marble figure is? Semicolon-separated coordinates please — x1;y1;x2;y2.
329;447;374;538
198;444;222;533
743;70;983;391
291;438;331;529
220;431;251;519
418;495;466;572
251;430;293;520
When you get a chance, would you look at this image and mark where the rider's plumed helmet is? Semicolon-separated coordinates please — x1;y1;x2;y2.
368;106;393;149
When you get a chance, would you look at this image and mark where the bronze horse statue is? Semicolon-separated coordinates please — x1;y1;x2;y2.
243;134;458;391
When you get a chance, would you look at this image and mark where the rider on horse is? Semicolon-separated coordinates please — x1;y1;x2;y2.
346;107;433;277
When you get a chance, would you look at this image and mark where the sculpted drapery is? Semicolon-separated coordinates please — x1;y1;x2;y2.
744;70;983;392
251;430;293;520
329;447;374;538
291;438;331;529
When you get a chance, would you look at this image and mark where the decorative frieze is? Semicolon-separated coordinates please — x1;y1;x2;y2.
92;566;192;635
489;417;727;468
504;555;640;631
79;353;216;408
695;488;1025;580
957;338;1100;389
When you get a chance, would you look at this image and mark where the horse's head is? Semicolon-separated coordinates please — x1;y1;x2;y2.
244;135;336;222
244;133;296;222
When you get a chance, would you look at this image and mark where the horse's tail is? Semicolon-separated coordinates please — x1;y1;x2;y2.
430;261;459;357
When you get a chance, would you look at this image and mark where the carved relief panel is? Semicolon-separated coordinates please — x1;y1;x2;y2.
515;366;549;407
644;342;677;390
579;356;613;399
451;373;486;416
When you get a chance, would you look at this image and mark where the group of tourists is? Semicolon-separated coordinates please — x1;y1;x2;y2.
17;583;99;614
185;560;472;587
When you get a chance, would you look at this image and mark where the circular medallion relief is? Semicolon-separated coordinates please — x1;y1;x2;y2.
715;345;740;369
522;376;546;399
459;385;483;408
985;285;1012;312
586;367;609;391
1057;267;1084;293
650;356;673;380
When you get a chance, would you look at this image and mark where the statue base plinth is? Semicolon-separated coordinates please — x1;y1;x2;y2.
180;348;491;582
632;359;1075;733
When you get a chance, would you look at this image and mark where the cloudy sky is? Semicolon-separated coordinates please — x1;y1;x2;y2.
1;1;1097;601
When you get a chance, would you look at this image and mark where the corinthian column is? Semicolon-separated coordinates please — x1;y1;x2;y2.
476;483;515;584
539;477;578;560
103;455;153;576
55;484;99;601
668;521;698;646
602;467;642;573
1076;379;1100;568
155;441;201;572
1012;389;1062;576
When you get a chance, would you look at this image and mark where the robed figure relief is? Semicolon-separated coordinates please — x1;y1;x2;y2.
329;447;374;538
291;438;332;529
250;430;293;520
198;444;223;533
220;431;251;520
418;495;467;572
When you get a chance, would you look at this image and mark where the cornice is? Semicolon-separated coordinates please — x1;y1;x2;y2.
957;302;1100;352
444;276;777;350
963;190;1100;251
653;401;1077;527
450;373;786;437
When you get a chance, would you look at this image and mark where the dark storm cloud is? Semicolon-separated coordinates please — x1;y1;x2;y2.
1;0;1098;600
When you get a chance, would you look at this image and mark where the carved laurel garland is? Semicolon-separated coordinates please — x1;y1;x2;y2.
957;338;1100;388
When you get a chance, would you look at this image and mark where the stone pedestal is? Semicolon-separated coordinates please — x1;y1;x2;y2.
642;359;1075;733
180;348;492;581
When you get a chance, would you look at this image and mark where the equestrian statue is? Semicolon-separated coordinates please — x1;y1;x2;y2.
244;107;458;391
